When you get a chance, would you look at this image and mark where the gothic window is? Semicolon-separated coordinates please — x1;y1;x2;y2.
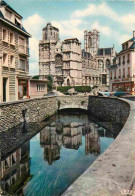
45;32;47;40
55;54;63;66
88;37;92;47
106;59;110;67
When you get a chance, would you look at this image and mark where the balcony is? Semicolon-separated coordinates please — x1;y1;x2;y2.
19;45;29;56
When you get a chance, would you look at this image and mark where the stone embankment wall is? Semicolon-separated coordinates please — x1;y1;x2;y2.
88;96;130;125
0;96;57;132
63;98;135;196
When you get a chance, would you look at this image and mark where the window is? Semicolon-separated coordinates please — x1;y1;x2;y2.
119;69;121;78
110;71;112;79
123;56;125;64
126;43;128;50
19;59;26;71
123;68;125;77
128;67;130;77
127;54;130;63
119;57;121;65
3;53;8;66
114;70;116;78
19;37;26;53
3;29;7;41
10;32;14;44
37;84;45;91
10;55;15;68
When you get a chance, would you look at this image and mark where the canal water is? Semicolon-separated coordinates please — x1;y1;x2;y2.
1;112;115;196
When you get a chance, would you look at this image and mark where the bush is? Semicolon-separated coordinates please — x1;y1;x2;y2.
47;75;53;92
57;86;92;93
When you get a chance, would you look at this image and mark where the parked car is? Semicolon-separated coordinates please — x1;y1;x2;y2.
98;91;129;97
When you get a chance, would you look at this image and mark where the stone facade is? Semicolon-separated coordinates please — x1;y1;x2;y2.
0;1;31;103
83;29;116;87
39;23;82;86
39;23;116;88
109;31;135;94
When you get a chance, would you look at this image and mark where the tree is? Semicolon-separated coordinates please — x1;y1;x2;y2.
47;75;53;92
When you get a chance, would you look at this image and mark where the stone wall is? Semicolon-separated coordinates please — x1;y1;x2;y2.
88;96;130;125
0;96;57;132
57;95;89;110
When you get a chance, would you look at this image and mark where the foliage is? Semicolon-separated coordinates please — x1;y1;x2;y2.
57;86;92;93
47;75;53;92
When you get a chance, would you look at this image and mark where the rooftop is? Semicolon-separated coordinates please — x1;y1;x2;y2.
0;1;30;37
1;0;22;18
97;47;113;56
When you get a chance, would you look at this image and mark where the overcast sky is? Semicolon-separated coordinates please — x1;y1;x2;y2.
5;0;135;75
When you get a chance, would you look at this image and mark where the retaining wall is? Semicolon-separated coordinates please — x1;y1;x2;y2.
0;96;57;132
62;98;135;196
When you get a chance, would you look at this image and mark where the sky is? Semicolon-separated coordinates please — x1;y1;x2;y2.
5;0;135;75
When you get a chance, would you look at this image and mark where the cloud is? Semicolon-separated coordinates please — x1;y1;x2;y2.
52;19;83;40
23;14;45;37
23;14;45;75
72;2;118;21
91;21;111;36
119;34;131;44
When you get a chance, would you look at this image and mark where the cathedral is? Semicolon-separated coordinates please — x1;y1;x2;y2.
39;22;116;87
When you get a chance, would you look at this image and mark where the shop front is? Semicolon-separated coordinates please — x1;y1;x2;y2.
112;82;134;94
18;79;29;99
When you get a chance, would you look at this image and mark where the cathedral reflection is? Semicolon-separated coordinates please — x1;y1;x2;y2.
0;141;31;196
40;120;113;165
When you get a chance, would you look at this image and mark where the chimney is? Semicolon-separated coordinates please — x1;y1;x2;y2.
133;31;135;37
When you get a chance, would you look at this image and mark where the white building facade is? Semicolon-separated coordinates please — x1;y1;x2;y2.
109;31;135;94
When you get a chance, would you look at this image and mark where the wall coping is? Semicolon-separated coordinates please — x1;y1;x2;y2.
62;98;135;196
0;95;57;107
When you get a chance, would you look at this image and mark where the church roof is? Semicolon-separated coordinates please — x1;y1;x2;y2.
97;48;113;56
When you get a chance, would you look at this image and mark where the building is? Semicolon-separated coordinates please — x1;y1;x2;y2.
30;76;47;99
39;23;82;86
82;49;100;86
84;29;116;87
39;23;116;88
109;31;135;94
0;142;30;195
0;0;31;103
62;38;82;86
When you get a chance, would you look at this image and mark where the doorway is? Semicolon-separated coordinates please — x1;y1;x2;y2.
3;78;7;102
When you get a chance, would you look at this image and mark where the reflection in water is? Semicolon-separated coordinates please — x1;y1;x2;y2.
0;142;31;196
40;120;106;165
0;113;115;196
